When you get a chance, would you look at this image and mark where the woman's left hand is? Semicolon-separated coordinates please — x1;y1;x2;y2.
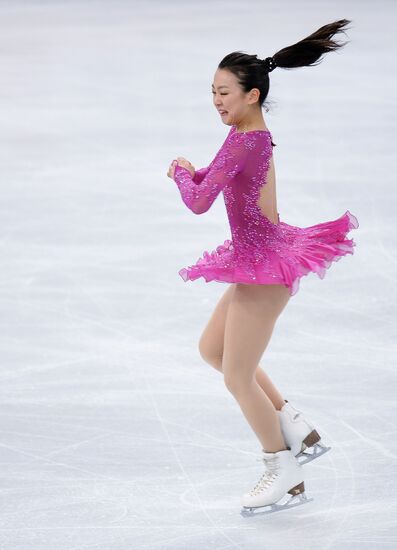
167;157;195;179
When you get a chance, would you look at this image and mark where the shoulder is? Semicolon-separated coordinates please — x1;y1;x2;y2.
227;129;262;153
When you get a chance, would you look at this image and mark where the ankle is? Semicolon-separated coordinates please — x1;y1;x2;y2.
275;399;287;411
263;445;289;453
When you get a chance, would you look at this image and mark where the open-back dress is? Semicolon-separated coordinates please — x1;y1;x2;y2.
172;124;358;296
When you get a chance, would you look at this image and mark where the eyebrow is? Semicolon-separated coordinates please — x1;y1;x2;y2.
211;85;229;89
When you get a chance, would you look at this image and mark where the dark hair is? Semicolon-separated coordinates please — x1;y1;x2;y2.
218;19;352;110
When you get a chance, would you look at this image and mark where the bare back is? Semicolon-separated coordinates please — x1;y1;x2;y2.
257;153;278;225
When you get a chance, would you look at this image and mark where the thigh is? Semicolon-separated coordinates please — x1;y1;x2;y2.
223;283;290;383
198;283;237;366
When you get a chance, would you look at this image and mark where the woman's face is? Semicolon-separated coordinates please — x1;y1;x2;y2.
211;68;259;127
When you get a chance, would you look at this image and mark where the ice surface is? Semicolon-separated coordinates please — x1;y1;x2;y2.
0;1;396;549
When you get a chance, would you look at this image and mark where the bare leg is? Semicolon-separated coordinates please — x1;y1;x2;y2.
222;283;291;452
255;369;285;411
199;284;286;411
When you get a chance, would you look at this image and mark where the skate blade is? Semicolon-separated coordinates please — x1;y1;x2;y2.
297;442;331;466
240;492;313;517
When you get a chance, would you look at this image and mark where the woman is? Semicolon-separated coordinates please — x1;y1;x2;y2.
167;19;358;515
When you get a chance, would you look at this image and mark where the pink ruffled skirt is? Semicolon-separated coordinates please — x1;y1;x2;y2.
178;210;359;296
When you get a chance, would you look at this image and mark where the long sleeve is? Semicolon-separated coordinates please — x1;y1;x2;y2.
173;134;250;215
192;165;211;184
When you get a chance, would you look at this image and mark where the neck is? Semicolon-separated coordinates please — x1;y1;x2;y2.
236;113;266;132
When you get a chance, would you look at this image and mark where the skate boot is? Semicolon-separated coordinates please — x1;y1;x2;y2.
277;400;331;465
240;448;313;516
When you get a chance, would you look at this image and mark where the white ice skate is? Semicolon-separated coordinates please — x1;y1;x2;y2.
240;448;313;516
277;400;331;466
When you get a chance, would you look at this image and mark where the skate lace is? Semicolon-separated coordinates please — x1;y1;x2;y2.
250;456;280;495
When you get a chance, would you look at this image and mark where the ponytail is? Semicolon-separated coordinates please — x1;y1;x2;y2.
272;19;352;70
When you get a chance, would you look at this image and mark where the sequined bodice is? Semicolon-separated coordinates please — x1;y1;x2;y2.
173;125;285;261
221;128;281;259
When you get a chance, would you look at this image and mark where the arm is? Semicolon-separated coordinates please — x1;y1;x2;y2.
173;135;250;214
192;165;211;184
190;126;234;185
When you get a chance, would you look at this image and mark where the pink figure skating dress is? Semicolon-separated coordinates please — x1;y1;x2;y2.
172;125;359;296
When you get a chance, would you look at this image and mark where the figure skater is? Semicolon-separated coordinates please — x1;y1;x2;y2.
167;19;359;515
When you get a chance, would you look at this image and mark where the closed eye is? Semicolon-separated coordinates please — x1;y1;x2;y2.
211;91;228;95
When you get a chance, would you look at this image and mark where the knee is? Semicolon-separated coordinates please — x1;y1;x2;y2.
223;369;252;395
198;339;223;371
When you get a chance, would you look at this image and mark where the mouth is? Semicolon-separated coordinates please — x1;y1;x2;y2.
218;110;228;116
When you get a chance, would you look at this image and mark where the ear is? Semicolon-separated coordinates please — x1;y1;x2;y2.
248;88;260;104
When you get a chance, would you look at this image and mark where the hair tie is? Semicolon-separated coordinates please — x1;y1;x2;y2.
262;56;277;73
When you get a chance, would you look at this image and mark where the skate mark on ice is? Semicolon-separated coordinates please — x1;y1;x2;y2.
141;372;245;550
339;419;397;460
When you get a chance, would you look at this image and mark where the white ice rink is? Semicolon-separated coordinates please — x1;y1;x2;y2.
1;1;396;548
